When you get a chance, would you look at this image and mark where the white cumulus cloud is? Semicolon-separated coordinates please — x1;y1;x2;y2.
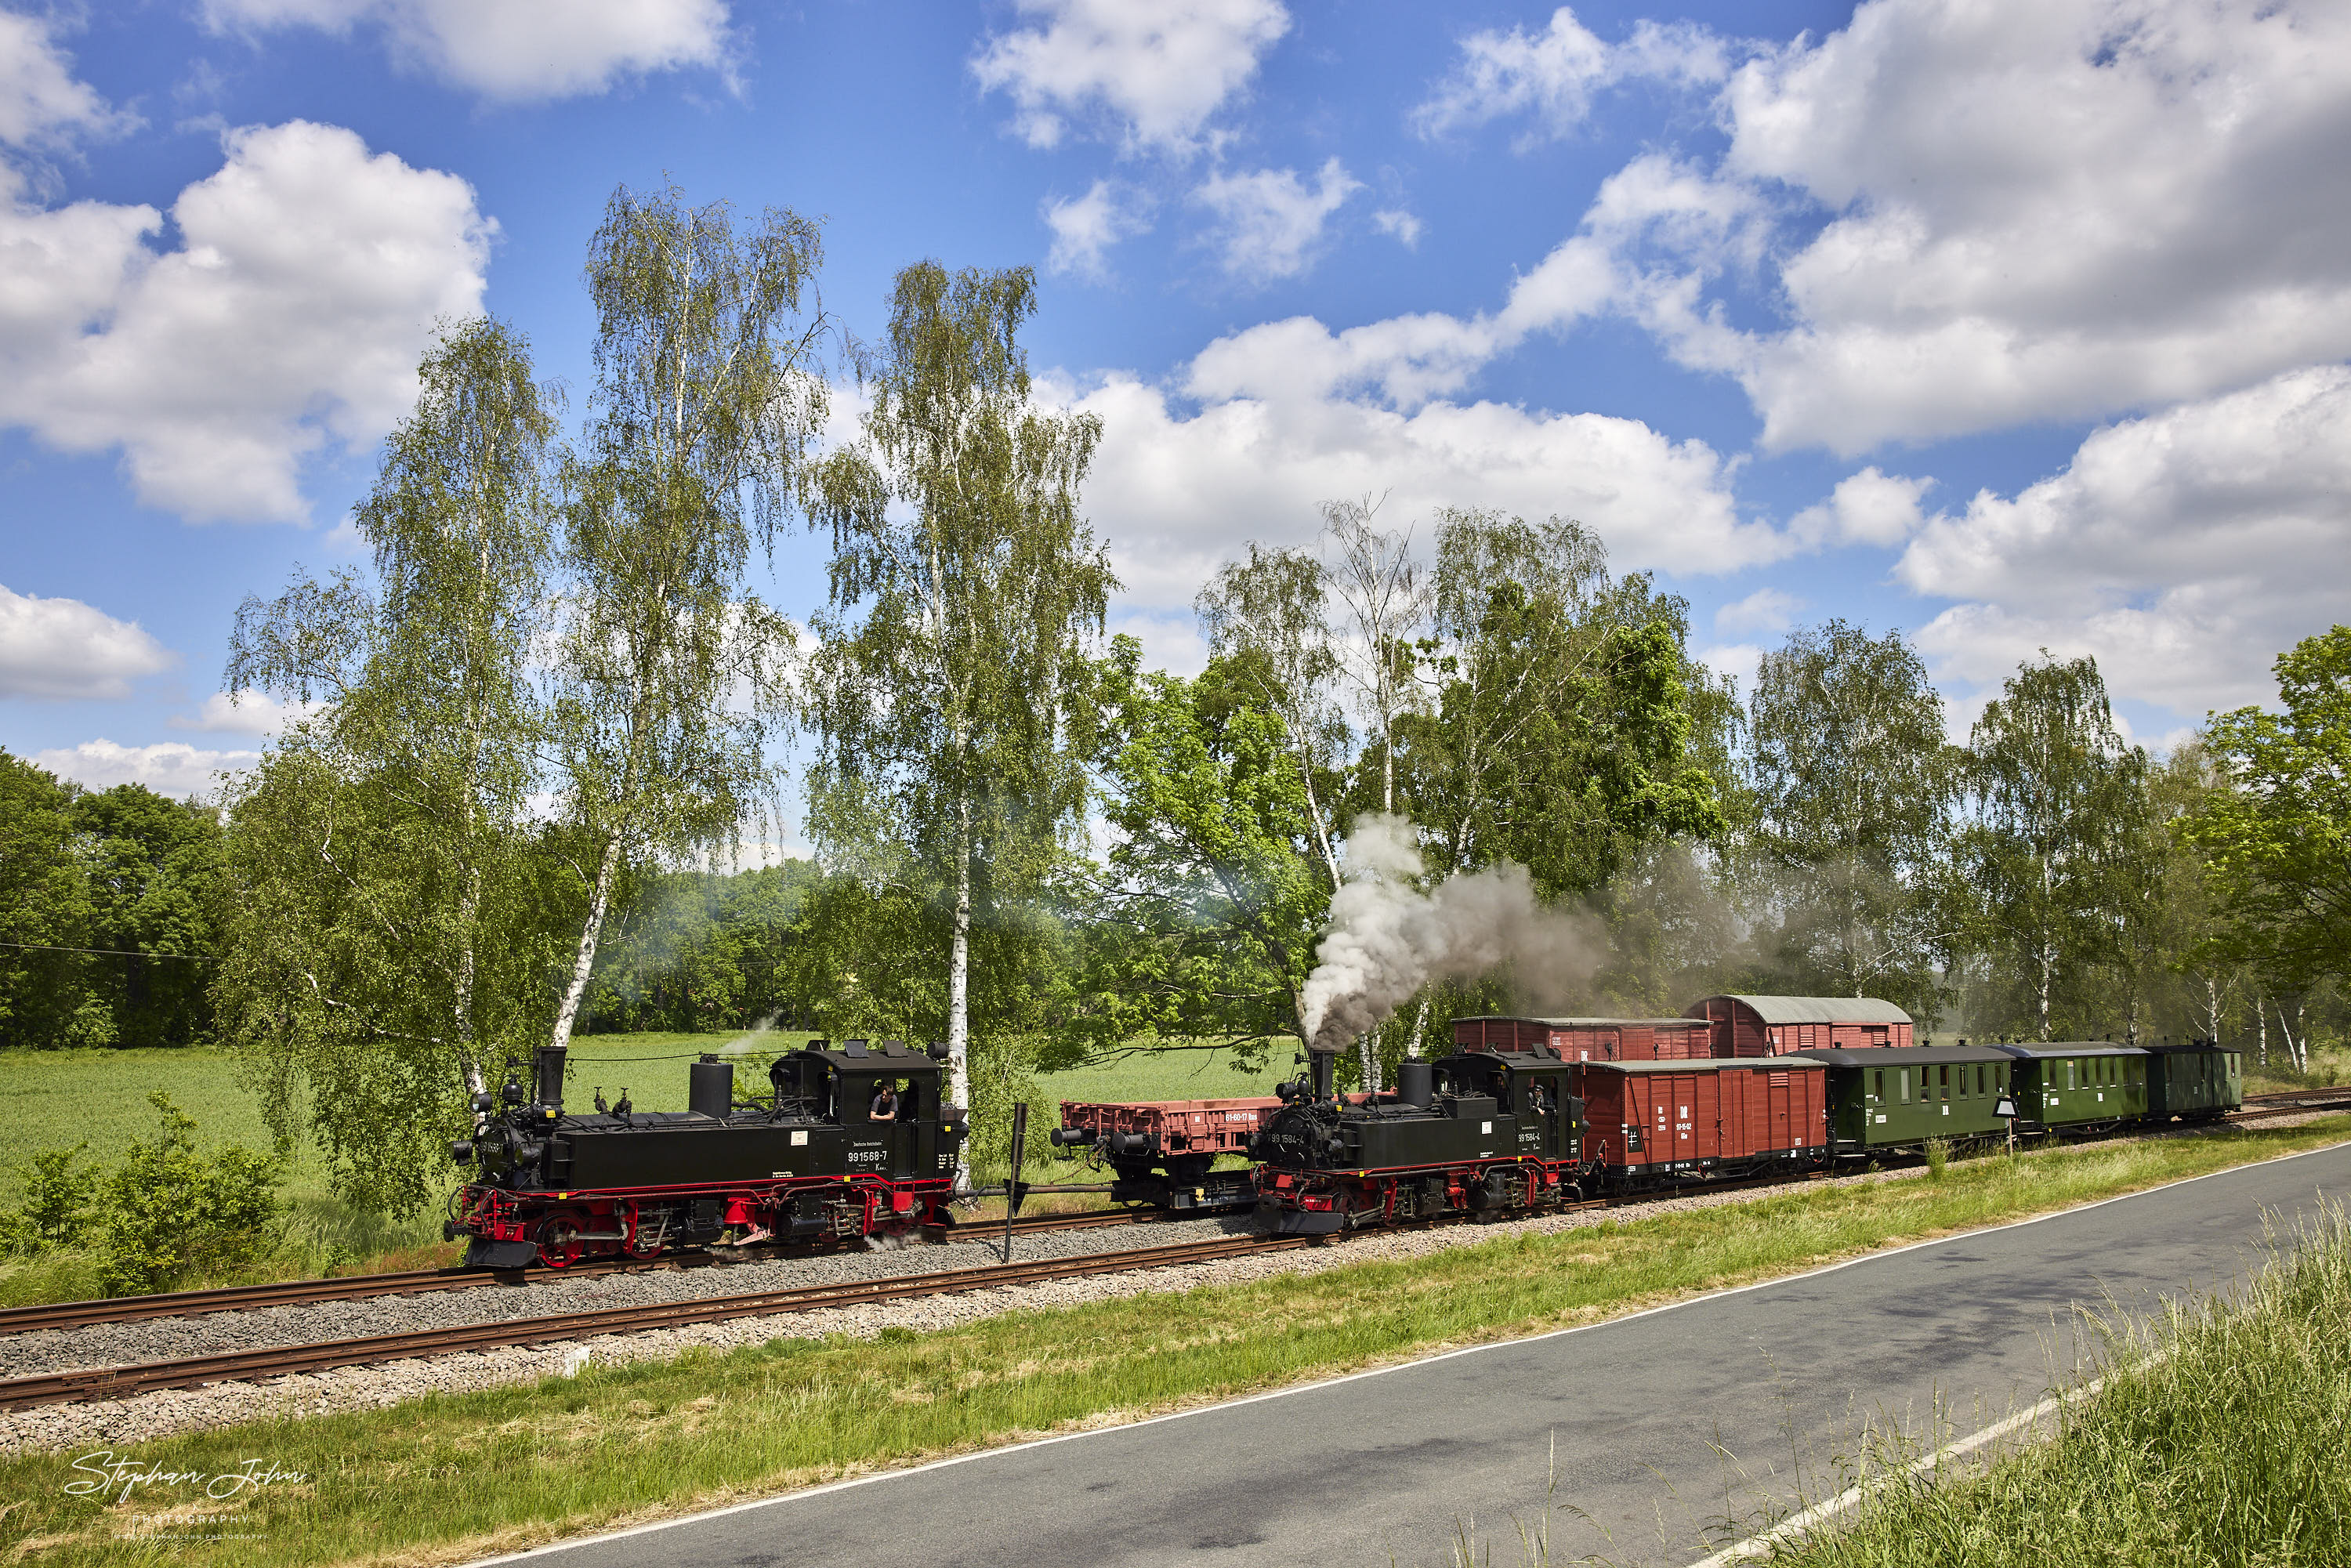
972;0;1290;154
201;0;731;102
170;690;321;736
0;119;492;523
1789;468;1933;549
1483;0;2351;454
1412;6;1730;144
0;11;136;149
1901;365;2351;717
1712;588;1803;639
1043;179;1151;279
34;739;259;799
1042;316;1775;609
0;585;176;701
1192;158;1361;284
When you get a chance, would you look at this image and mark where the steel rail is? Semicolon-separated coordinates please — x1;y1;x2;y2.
0;1233;1304;1410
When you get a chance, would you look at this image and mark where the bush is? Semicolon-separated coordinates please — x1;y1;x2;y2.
92;1092;283;1295
3;1143;96;1255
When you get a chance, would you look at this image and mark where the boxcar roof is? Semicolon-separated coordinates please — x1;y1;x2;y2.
1575;1057;1826;1074
1778;1045;2013;1066
1989;1042;2150;1059
1689;995;1914;1025
1533;1016;1708;1029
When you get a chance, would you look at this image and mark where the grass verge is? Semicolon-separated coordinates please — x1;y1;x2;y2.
1755;1194;2351;1568
2;1119;2345;1568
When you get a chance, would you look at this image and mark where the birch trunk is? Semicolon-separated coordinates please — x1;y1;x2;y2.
946;792;973;1190
549;831;623;1053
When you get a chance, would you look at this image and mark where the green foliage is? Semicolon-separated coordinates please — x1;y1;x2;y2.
2189;625;2351;990
0;752;226;1050
4;1143;94;1255
92;1092;282;1295
219;316;573;1216
1397;511;1726;900
1958;653;2149;1038
1744;620;1959;1021
549;182;825;1050
1078;641;1332;1068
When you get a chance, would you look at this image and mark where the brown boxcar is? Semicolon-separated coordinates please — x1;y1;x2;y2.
1454;1016;1712;1061
1572;1058;1830;1183
1683;995;1914;1056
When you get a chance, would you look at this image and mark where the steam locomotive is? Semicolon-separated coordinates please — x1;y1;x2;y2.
447;1039;966;1268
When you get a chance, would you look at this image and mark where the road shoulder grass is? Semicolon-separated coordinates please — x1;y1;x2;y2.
2;1120;2346;1568
1754;1193;2351;1568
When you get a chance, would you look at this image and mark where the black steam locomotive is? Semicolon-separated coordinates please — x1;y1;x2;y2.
447;1039;967;1268
1250;1047;1588;1233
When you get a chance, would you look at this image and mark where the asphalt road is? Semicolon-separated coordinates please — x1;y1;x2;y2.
483;1141;2351;1568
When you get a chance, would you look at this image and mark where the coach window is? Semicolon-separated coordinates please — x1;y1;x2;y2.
1899;1069;1911;1103
1873;1069;1885;1103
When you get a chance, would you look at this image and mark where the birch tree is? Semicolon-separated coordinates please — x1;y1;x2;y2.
216;316;561;1213
545;185;828;1057
1958;652;2146;1039
1746;619;1958;1019
803;262;1112;1181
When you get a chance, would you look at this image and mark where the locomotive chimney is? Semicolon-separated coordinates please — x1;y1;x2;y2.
534;1045;568;1111
1308;1046;1337;1102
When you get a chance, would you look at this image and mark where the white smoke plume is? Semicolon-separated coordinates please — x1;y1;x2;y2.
1299;815;1603;1052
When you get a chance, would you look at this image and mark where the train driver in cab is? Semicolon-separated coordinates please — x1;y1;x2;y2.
869;1079;900;1121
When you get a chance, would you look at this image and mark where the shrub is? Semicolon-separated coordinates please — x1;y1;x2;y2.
4;1143;96;1255
1925;1138;1951;1181
93;1092;283;1294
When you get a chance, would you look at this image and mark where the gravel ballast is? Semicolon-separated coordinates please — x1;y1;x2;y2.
2;1120;2331;1455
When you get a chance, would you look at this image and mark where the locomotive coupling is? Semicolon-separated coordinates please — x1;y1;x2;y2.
1046;1127;1090;1147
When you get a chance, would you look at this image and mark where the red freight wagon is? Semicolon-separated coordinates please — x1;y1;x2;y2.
1683;995;1914;1057
1453;1016;1712;1061
1572;1058;1830;1184
1057;1096;1281;1159
1052;1096;1281;1211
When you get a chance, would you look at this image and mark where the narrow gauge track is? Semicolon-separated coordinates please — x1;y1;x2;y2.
0;1210;1167;1338
0;1232;1303;1410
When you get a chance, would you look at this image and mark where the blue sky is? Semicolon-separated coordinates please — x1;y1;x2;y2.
4;0;2347;806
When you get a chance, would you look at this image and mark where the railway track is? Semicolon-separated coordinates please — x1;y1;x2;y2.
0;1232;1302;1410
0;1208;1168;1338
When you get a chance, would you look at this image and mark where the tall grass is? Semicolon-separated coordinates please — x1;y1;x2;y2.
1761;1198;2351;1567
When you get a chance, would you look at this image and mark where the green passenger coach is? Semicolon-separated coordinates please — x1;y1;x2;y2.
1991;1044;2149;1132
1778;1044;2020;1157
2143;1041;2243;1122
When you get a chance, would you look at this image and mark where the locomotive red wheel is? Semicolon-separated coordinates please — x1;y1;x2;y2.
621;1204;665;1259
534;1210;591;1269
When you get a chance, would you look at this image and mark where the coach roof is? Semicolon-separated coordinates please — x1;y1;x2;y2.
1706;995;1914;1026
